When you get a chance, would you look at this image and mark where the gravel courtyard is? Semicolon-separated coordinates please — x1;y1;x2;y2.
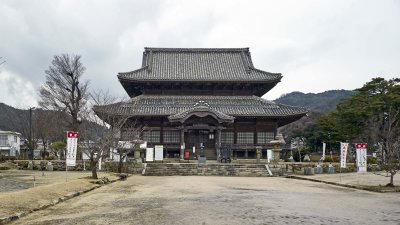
9;175;400;225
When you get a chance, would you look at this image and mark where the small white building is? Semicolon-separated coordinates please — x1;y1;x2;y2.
0;130;21;157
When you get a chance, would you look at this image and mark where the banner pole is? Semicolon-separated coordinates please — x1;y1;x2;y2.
66;163;68;182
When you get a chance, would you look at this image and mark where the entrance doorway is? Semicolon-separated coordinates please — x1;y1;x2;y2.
185;129;216;159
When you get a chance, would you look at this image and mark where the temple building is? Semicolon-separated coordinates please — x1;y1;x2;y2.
95;48;307;160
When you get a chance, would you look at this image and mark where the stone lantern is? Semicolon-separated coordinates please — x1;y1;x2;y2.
269;133;286;161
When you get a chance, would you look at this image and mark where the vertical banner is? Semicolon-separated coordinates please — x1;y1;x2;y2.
66;131;78;166
154;145;164;161
340;142;349;168
146;147;154;162
322;142;326;160
356;143;368;173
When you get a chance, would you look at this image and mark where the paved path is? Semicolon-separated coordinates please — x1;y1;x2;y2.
10;175;400;225
296;172;400;187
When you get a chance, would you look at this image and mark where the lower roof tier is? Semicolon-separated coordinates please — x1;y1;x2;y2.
94;95;308;126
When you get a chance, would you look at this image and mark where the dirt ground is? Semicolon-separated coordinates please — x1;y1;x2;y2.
0;170;118;218
7;175;400;225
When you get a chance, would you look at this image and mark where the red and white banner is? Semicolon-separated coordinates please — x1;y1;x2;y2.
66;131;78;166
340;142;349;168
356;143;367;173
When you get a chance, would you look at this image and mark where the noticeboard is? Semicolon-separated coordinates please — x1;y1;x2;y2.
154;145;164;161
146;148;154;162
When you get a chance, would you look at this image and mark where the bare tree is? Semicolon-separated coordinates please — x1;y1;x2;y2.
35;109;66;159
80;90;140;178
39;54;89;132
369;107;400;186
4;106;38;159
115;120;144;173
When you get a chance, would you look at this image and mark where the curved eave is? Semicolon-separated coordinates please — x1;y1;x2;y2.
117;74;282;83
118;75;282;98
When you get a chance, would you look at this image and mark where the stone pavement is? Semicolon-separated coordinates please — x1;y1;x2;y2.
289;172;400;192
8;175;400;225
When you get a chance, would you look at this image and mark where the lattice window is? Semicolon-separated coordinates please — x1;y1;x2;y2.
121;130;141;141
236;132;254;144
257;132;275;144
163;130;180;143
221;131;234;144
143;130;160;143
0;135;8;146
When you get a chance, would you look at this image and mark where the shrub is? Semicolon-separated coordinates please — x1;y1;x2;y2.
0;155;16;162
45;155;56;160
367;156;377;164
324;156;334;162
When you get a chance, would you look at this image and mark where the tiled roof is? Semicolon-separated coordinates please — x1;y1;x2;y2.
118;48;282;82
94;95;308;119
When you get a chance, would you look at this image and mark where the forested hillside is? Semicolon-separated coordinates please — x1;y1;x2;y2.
0;103;26;131
0;103;104;142
275;90;355;142
274;90;355;113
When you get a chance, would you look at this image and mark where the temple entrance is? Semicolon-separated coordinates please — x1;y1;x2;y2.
185;129;217;159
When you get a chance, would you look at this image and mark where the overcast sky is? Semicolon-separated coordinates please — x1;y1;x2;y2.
1;0;399;108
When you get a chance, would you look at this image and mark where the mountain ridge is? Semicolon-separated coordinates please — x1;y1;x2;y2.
274;89;355;113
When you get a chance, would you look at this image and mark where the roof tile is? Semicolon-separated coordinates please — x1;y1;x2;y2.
118;48;282;82
94;95;308;118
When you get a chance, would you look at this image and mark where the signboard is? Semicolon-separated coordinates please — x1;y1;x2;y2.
356;143;367;172
118;141;133;149
66;131;78;166
140;141;147;149
10;147;16;157
146;147;154;162
82;150;90;160
267;150;273;163
154;145;164;161
340;142;349;168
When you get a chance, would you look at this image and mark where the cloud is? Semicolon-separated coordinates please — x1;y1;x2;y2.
0;69;38;108
0;0;399;106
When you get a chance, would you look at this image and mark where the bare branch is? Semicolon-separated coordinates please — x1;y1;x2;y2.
38;54;89;132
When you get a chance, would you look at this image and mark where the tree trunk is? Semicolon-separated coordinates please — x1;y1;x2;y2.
118;154;127;173
91;160;98;179
389;173;394;187
118;159;123;173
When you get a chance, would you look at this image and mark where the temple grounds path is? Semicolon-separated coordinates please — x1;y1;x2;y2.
8;175;400;225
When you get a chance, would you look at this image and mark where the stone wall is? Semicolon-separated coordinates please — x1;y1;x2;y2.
15;160;91;171
12;160;379;175
14;160;144;174
103;161;144;174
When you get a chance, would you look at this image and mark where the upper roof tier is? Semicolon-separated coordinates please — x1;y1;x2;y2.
118;48;282;97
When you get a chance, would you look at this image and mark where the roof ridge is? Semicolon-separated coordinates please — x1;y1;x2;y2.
144;47;250;52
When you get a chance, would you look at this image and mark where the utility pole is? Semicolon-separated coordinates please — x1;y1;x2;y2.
29;107;36;159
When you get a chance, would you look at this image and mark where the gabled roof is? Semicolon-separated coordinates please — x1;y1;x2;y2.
94;95;308;126
168;100;235;123
118;48;282;82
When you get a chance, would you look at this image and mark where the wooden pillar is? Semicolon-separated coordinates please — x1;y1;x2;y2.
180;127;185;159
216;128;221;159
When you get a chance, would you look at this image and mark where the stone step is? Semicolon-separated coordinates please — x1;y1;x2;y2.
143;163;271;177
